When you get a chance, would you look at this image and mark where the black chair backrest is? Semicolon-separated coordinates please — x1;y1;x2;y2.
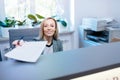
9;27;40;48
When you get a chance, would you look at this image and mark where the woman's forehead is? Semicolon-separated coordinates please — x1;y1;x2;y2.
45;19;54;22
44;19;55;24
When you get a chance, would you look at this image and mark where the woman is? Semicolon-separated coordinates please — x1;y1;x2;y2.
12;17;63;54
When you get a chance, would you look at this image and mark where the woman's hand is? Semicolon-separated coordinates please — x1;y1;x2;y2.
12;40;24;47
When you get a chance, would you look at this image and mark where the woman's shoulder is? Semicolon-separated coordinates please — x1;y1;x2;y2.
53;38;61;41
53;39;62;44
53;39;63;51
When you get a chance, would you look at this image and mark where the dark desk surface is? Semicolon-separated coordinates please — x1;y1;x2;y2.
0;42;120;80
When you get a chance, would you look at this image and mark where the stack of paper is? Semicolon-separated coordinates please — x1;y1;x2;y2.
72;67;120;80
5;41;47;62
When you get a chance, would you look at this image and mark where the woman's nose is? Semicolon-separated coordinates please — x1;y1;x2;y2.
47;26;51;29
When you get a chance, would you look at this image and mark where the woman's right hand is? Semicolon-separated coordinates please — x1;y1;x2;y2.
12;40;24;47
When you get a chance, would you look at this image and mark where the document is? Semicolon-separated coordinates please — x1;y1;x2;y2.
5;41;47;62
71;67;120;80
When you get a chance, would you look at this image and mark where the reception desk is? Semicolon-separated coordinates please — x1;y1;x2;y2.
0;42;120;80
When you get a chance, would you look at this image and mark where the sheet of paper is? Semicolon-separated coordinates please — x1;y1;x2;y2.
5;41;47;62
71;67;120;80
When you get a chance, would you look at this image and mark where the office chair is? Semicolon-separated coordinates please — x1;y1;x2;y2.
9;27;40;48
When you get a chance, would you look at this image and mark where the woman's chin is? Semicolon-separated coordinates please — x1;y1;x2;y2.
45;33;54;37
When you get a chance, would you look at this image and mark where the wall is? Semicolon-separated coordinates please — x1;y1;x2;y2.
74;0;120;47
59;0;77;49
0;0;5;36
60;0;72;30
108;0;120;22
0;0;5;21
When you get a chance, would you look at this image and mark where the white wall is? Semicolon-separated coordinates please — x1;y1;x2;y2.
0;0;5;21
74;0;120;47
0;0;5;36
108;1;120;22
61;0;71;29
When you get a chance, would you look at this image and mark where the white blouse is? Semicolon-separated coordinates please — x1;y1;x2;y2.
43;45;53;54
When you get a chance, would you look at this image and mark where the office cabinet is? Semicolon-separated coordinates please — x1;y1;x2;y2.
59;31;74;51
0;39;9;61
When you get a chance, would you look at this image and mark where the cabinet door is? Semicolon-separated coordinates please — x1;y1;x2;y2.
0;41;9;61
59;32;73;51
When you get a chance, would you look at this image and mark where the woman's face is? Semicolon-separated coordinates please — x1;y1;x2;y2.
43;19;56;37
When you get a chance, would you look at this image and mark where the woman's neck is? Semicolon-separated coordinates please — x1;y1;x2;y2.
44;36;53;45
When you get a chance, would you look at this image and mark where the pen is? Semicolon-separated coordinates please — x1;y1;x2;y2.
17;36;24;45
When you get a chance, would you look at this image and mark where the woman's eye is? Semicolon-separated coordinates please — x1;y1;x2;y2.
51;25;54;27
44;26;47;27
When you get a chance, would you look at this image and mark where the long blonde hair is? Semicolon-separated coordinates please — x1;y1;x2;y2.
40;17;59;40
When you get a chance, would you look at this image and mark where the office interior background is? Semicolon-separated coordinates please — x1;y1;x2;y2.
0;0;120;52
1;1;120;79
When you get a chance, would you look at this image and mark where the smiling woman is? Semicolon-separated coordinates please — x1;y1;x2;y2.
39;17;63;54
12;17;63;55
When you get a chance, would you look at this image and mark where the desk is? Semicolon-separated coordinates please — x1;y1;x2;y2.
0;42;120;80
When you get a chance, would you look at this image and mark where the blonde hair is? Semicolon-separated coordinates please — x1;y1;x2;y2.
40;17;59;40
